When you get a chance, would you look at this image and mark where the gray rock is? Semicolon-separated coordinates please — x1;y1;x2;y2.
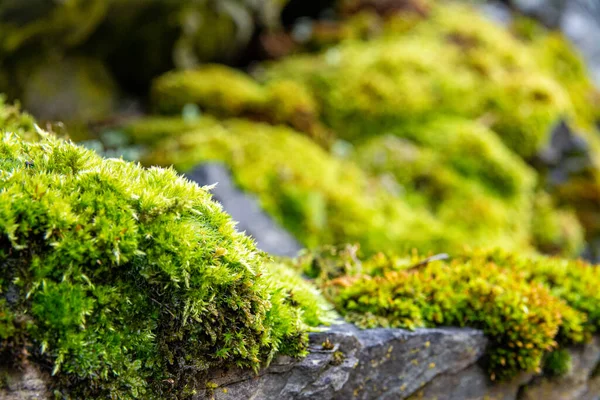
4;323;600;400
410;364;533;400
186;163;303;257
196;323;488;400
519;337;600;400
479;1;514;27
536;119;593;186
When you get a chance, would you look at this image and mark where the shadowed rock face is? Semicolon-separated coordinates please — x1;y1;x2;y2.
186;163;303;257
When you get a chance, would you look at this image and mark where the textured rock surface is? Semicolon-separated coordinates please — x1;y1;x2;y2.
408;365;533;400
186;163;303;257
536;119;593;186
519;337;600;400
196;323;488;400
0;365;49;400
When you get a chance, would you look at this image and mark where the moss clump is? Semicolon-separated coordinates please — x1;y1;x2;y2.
294;246;600;381
531;192;584;257
152;65;268;116
151;65;332;146
133;114;585;256
0;114;332;398
351;118;546;253
0;96;35;138
542;349;572;377
258;2;598;159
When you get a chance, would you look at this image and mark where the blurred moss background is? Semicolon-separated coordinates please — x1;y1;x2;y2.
1;0;600;260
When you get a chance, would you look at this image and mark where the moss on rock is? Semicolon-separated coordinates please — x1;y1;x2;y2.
294;246;600;381
0;105;332;399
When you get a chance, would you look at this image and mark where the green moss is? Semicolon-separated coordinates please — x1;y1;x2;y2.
141;117;476;255
543;349;572;377
258;2;597;160
150;66;333;146
531;192;584;257
350;118;542;253
152;65;268;116
295;247;600;381
0;0;108;55
0;96;36;138
0;108;331;398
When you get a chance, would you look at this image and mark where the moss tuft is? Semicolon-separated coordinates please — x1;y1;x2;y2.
0;105;331;399
293;247;600;381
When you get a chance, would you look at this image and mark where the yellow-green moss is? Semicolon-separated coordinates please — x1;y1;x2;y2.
295;246;600;380
134;115;572;255
351;118;542;253
0;104;332;399
140;116;473;255
258;2;598;160
531;192;585;257
152;65;268;116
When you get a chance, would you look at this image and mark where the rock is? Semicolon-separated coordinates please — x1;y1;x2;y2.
479;1;514;27
197;323;488;400
0;365;49;400
186;163;303;257
519;337;600;400
536;119;593;186
4;322;600;400
409;364;533;400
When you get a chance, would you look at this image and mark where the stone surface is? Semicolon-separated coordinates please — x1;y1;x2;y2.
536;119;593;186
519;337;600;400
408;364;533;400
197;323;488;400
0;365;49;400
186;163;303;257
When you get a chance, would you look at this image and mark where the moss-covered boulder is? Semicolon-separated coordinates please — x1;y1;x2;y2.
0;106;332;399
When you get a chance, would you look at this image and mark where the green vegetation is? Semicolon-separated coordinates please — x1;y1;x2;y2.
139;117;459;255
3;0;600;395
137;1;598;257
0;106;333;399
293;246;600;380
